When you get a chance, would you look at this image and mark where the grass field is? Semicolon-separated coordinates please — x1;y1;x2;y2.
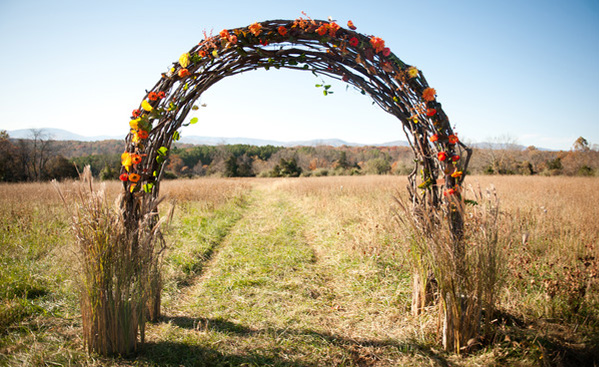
1;175;598;366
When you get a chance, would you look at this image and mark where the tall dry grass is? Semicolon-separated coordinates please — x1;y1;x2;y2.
395;184;503;353
55;168;170;356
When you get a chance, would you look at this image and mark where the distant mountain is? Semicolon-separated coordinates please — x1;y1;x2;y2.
7;128;122;142
6;128;409;147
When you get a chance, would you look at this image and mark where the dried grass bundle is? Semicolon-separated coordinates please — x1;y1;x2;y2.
54;167;169;356
396;185;504;353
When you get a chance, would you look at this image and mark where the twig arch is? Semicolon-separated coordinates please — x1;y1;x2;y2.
120;17;471;218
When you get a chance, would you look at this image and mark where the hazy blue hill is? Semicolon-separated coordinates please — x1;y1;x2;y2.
7;128;409;147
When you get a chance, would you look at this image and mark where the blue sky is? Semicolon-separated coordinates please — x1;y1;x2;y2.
0;0;597;150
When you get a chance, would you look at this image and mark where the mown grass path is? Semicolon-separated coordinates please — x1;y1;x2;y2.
140;183;420;366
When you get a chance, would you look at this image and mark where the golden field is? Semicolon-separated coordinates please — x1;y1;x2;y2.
0;175;597;366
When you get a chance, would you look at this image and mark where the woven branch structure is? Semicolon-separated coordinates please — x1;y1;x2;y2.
112;16;475;354
120;17;471;218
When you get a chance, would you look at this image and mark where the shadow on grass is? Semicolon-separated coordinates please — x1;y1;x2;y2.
137;316;449;367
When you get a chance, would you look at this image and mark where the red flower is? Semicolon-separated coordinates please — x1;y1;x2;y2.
444;188;457;196
157;91;166;99
369;36;385;53
349;37;359;47
426;108;437;117
148;92;158;101
119;173;129;182
131;154;142;165
430;134;439;142
347;20;357;30
328;22;340;37
382;47;391;57
219;29;230;39
198;50;207;58
342;74;349;82
448;134;459;144
137;130;149;140
422;88;436;102
278;26;287;36
452;155;460;162
178;68;190;78
316;24;328;36
132;109;141;118
438;151;448;161
259;39;269;46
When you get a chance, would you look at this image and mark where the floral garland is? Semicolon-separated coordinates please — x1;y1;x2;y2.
120;16;471;208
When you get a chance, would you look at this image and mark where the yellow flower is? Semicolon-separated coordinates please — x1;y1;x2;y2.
129;118;140;130
141;100;153;112
212;50;218;58
407;66;419;78
121;152;132;171
179;53;190;68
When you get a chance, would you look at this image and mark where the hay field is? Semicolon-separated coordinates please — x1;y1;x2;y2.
0;175;597;366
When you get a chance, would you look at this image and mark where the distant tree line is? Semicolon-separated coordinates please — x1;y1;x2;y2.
1;130;597;182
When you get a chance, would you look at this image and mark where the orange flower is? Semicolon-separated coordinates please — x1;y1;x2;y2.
249;22;262;36
451;170;463;178
426;108;437;117
228;34;237;44
128;173;141;183
278;26;287;36
369;36;385;53
347;20;356;30
148;92;158;101
430;134;439;142
316;23;328;36
448;134;459;144
422;87;436;102
178;68;190;78
132;109;141;118
131;153;142;165
219;29;230;39
438;151;448;161
328;22;340;37
137;130;149;140
349;37;359;47
198;50;207;58
157;91;165;99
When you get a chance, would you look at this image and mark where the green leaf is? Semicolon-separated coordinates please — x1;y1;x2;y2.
464;199;479;206
157;146;168;156
190;117;198;125
324;85;331;90
173;131;180;141
315;84;322;88
156;155;165;164
323;90;328;96
143;183;154;193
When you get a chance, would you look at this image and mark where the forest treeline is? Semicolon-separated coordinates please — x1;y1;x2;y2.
1;130;597;182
